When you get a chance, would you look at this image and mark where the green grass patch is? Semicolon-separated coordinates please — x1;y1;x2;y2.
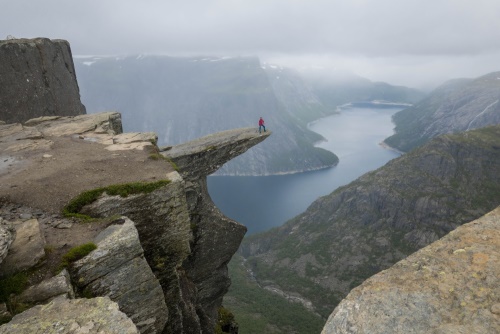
59;242;97;270
63;180;170;218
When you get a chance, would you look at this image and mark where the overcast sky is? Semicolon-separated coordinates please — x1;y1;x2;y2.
3;0;500;89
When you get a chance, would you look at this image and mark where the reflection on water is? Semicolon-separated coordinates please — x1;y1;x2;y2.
208;107;402;235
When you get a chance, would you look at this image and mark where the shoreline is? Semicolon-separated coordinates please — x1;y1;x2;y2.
378;140;405;154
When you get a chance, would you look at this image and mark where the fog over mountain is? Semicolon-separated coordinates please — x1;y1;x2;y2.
3;0;500;89
74;55;424;175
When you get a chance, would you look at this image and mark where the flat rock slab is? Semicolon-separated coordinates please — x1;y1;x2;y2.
0;112;173;214
164;127;271;180
0;296;139;334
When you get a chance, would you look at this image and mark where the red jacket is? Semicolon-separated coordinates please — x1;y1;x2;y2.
259;118;265;126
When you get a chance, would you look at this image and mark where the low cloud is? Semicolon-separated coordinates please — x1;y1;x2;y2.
3;0;500;89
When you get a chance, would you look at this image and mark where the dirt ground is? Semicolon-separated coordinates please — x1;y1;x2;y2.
0;134;175;282
0;135;174;213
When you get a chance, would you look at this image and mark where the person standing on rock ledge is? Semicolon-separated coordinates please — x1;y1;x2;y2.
258;117;266;133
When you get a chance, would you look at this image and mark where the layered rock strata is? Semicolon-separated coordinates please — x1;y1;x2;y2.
322;206;500;334
0;38;86;124
0;112;270;333
71;218;168;334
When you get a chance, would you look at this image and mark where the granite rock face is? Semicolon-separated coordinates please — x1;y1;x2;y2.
322;206;500;334
0;38;86;124
71;218;167;334
0;297;138;334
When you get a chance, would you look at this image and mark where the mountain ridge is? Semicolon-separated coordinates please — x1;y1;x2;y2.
384;71;500;151
229;124;500;330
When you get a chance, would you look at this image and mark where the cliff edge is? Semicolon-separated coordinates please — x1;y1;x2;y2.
0;37;271;334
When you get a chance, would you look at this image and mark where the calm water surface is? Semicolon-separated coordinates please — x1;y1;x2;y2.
207;107;401;235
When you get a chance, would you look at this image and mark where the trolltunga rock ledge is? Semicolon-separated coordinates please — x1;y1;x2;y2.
163;127;271;181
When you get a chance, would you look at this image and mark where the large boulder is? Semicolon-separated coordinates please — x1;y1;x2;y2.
0;296;138;334
0;218;45;278
322;206;500;334
70;217;168;334
0;38;86;124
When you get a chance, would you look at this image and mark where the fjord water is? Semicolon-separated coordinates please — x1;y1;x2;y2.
207;107;402;235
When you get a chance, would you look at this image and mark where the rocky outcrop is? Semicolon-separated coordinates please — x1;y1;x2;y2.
71;218;167;334
17;269;74;305
241;125;500;318
80;128;271;333
385;72;500;152
0;218;45;278
0;297;139;334
322;206;500;334
0;38;86;124
163;128;271;331
0;35;272;333
0;112;270;333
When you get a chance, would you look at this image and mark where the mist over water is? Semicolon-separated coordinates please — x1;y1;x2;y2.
208;107;402;235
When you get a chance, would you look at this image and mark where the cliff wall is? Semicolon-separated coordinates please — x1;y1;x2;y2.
0;38;86;124
0;37;270;333
0;112;269;333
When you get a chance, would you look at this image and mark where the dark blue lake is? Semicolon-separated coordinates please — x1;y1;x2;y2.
207;107;402;235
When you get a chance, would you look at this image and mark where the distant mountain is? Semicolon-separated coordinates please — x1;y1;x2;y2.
301;70;425;111
385;71;500;151
232;125;500;326
74;56;423;175
75;56;337;175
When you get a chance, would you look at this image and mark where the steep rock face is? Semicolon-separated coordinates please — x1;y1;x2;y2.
164;128;271;331
0;111;270;333
322;206;500;334
385;72;500;151
71;218;167;334
81;128;270;333
0;38;86;124
0;35;271;333
0;297;139;334
241;125;500;318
